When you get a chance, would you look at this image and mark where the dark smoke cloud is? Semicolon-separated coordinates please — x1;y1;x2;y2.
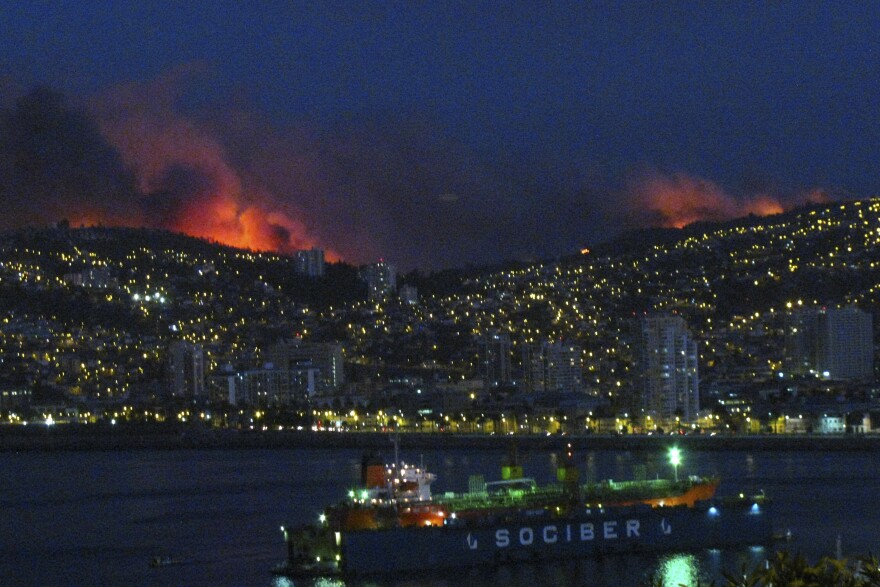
0;71;847;270
0;87;138;226
143;164;216;226
87;68;322;256
311;115;518;268
89;67;573;268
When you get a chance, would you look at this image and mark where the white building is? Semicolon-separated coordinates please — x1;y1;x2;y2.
637;314;699;424
399;284;419;305
785;306;874;381
167;340;205;399
816;307;873;381
817;414;845;434
480;331;512;389
359;261;397;300
267;338;344;395
294;248;325;277
522;340;583;393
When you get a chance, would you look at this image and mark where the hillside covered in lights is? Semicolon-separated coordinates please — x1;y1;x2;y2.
1;198;879;413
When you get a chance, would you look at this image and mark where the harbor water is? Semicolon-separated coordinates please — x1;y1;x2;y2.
1;445;877;586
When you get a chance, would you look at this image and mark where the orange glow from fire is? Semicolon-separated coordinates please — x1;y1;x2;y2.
741;197;784;218
93;75;340;259
635;172;795;229
168;192;339;259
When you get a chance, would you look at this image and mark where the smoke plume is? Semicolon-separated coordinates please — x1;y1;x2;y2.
621;170;829;230
92;67;323;255
0;70;845;270
0;87;138;227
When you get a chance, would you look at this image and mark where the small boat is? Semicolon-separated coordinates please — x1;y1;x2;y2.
149;554;176;568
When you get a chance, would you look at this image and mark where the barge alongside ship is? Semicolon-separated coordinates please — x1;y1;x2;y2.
275;447;773;577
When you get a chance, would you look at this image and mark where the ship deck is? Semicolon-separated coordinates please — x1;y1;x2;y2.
434;477;716;513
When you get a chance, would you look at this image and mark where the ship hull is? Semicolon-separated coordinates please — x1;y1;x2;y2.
279;498;772;576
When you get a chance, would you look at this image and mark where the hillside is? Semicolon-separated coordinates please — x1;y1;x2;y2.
1;197;878;406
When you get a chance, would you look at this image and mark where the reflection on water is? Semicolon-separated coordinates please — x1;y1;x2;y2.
269;547;773;587
271;576;346;587
650;549;767;586
653;553;700;586
745;454;755;478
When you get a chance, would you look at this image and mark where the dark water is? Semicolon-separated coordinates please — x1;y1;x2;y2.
1;445;877;586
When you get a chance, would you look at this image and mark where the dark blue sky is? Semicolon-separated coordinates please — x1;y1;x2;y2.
1;2;879;269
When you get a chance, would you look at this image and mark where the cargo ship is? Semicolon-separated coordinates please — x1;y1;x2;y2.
274;445;772;577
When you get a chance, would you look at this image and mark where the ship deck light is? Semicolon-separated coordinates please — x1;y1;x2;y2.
669;447;682;482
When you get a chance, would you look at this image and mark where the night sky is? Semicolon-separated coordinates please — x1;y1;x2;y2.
1;2;878;269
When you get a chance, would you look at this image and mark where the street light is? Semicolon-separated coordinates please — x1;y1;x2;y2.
669;447;682;482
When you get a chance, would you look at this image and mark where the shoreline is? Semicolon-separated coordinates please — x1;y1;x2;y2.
3;425;880;452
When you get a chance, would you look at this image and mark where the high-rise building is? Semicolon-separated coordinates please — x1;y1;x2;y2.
210;367;278;406
167;340;205;399
637;315;699;423
267;339;344;396
399;284;419;305
783;310;819;376
522;340;583;393
359;261;396;300
785;306;873;381
479;331;512;389
294;248;325;277
522;344;543;392
817;307;873;380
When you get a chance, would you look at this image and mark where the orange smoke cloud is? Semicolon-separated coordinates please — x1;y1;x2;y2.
630;172;816;229
90;68;338;258
65;210;109;228
172;192;315;253
801;188;833;206
741;196;784;218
